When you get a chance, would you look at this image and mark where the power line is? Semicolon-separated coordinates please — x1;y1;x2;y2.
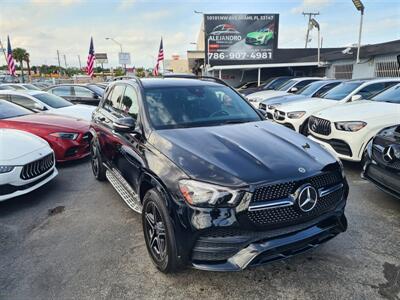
302;12;320;48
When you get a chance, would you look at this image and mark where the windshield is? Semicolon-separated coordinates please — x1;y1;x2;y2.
278;79;296;91
263;77;291;90
297;81;327;96
322;82;363;100
370;84;400;103
0;100;32;119
88;85;105;96
32;92;73;108
144;85;261;129
23;84;41;90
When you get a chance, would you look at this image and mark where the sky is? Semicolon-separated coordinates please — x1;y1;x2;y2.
0;0;399;68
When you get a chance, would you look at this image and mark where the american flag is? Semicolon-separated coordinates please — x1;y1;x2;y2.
86;37;95;78
153;38;164;76
6;36;16;77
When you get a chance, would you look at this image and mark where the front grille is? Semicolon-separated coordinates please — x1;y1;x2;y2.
274;110;285;121
372;146;400;170
309;116;331;136
251;171;343;203
20;153;54;180
248;189;343;226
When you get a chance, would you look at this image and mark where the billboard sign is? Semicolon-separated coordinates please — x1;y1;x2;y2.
204;14;279;66
118;52;131;65
95;53;108;64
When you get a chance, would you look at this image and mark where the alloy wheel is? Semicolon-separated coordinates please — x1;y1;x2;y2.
144;202;167;261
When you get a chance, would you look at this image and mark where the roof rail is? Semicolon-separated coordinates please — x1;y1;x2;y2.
115;75;144;89
161;74;230;87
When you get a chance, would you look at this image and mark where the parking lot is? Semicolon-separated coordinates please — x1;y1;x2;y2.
0;159;398;300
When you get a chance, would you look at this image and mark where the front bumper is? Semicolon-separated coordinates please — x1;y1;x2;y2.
362;161;400;199
192;212;347;271
48;132;91;162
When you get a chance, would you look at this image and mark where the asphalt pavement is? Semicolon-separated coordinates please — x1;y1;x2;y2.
0;159;399;300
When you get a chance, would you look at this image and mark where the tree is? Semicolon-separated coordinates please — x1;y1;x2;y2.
12;48;27;82
23;52;31;77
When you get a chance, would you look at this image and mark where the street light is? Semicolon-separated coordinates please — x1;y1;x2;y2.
105;37;125;74
352;0;364;64
193;10;209;75
309;18;321;66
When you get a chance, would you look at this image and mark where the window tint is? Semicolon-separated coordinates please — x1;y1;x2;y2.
296;81;326;96
32;93;72;108
0;100;32;119
10;95;41;110
322;82;363;100
357;82;398;99
103;85;125;113
278;79;296;91
266;77;291;90
9;85;25;91
51;86;72;97
73;86;94;97
293;80;317;90
313;82;341;98
371;84;400;103
122;86;139;119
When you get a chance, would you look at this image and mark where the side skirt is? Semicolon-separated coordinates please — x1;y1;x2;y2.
105;166;142;214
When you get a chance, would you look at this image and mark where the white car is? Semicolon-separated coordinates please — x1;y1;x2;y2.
0;83;41;91
0;129;58;201
273;78;400;135
0;90;95;121
308;83;400;162
246;77;323;108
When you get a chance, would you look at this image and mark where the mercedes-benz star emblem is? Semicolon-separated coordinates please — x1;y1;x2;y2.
298;167;306;173
383;145;395;163
297;185;318;212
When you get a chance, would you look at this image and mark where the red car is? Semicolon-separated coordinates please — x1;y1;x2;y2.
0;100;91;162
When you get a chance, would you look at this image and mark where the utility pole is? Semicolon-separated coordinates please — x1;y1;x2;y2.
63;54;68;68
303;12;320;48
57;50;62;76
77;55;82;70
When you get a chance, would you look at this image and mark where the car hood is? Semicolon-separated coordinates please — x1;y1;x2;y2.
10;113;89;131
278;98;338;113
247;32;264;38
262;94;306;105
247;90;289;100
149;121;337;186
0;129;50;163
314;100;400;121
54;105;95;122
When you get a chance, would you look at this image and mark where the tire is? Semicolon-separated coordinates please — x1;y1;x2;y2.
142;188;180;273
90;141;106;181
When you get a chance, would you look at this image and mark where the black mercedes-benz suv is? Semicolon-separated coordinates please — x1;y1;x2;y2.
362;124;400;199
89;76;348;273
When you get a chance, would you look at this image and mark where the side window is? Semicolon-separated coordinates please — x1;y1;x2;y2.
10;95;41;110
357;83;387;99
73;86;94;97
294;80;315;90
313;82;340;97
103;85;125;113
0;94;10;101
122;86;139;119
51;86;72;97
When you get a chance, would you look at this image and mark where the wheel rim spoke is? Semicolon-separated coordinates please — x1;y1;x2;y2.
145;202;168;261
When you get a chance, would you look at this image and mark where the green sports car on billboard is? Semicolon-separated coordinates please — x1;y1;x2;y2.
245;28;274;46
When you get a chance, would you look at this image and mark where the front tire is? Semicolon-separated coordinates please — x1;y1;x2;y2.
142;188;180;273
90;141;106;181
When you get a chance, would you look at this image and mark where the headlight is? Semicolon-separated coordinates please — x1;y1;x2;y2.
287;111;306;119
335;121;367;132
0;166;14;174
49;132;79;140
178;179;243;207
268;103;281;110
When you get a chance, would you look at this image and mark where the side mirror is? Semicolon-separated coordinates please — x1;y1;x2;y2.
113;117;136;133
289;87;298;93
32;103;47;112
350;94;362;102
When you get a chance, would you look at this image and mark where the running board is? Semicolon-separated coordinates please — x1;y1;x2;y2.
105;168;142;214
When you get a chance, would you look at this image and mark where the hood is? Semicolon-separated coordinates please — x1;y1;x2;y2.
248;90;289;99
278;98;337;113
11;113;89;131
149;121;337;186
315;100;400;122
247;32;264;38
0;129;50;163
262;94;306;105
54;105;95;122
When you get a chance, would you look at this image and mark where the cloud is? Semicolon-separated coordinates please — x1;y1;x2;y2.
31;0;83;6
117;0;137;10
142;10;171;21
291;0;333;14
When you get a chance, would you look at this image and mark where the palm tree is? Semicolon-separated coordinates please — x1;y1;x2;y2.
12;48;27;82
23;52;31;79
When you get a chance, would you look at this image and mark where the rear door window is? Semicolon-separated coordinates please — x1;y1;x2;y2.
73;86;94;97
51;86;73;97
10;95;41;110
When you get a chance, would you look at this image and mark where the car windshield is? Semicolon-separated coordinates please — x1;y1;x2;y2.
296;81;327;96
278;79;296;91
8;85;25;91
266;77;291;90
0;100;32;119
23;84;41;90
321;82;363;100
32;92;73;108
370;84;400;103
144;85;261;129
88;85;104;96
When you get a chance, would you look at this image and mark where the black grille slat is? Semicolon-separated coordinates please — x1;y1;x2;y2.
20;153;54;180
309;116;331;136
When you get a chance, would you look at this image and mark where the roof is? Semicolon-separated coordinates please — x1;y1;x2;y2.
128;78;223;89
